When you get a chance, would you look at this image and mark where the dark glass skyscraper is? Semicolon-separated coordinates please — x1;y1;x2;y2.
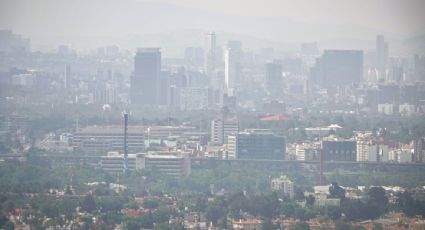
265;61;283;98
131;48;161;105
320;50;363;86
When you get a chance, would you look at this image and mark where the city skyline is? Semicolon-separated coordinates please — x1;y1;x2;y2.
1;1;425;229
0;0;424;55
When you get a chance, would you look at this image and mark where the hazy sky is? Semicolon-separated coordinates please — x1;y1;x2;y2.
158;0;425;33
0;0;424;51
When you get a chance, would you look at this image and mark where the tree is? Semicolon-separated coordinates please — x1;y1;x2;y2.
294;206;306;220
228;192;246;218
65;184;73;195
153;206;173;224
366;187;388;219
0;142;11;154
81;194;97;213
143;199;159;209
289;222;310;230
56;199;78;221
396;191;422;217
329;182;345;199
194;194;208;212
261;218;278;230
2;221;14;230
335;221;351;230
281;201;299;218
341;199;366;221
325;206;341;220
305;195;315;207
205;203;225;226
102;211;123;226
139;212;154;229
125;219;140;230
98;198;123;212
41;203;59;218
154;223;172;230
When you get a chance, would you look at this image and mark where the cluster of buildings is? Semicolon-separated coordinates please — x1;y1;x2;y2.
33;118;425;176
1;31;425;119
288;133;425;164
1;30;425;177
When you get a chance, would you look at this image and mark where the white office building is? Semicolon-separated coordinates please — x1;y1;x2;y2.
210;117;239;145
356;138;378;162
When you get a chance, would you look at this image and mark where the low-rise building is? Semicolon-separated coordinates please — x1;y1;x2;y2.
322;136;356;162
100;152;138;173
73;126;144;154
139;152;191;176
314;194;341;207
229;129;285;160
378;103;394;115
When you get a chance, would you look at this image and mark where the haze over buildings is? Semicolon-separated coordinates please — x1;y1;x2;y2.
1;0;424;55
1;1;425;229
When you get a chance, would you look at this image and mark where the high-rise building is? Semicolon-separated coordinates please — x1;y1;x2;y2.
317;50;363;87
205;32;216;77
356;138;378;162
224;48;236;94
265;61;283;98
295;143;316;161
64;65;71;90
211;119;224;145
179;87;209;111
210;117;239;145
224;40;242;96
94;87;117;105
131;48;161;105
229;129;285;160
414;55;425;82
0;30;30;53
376;35;389;69
184;47;204;69
413;138;425;163
158;71;170;106
301;42;319;56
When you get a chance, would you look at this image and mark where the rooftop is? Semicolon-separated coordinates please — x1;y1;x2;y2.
76;125;144;134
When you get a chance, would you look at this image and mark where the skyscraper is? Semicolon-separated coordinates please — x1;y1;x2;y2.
265;61;283;98
131;48;161;105
224;40;242;96
224;48;236;94
64;65;71;90
210;117;239;145
204;32;216;77
319;50;363;86
376;35;389;69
